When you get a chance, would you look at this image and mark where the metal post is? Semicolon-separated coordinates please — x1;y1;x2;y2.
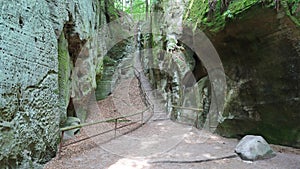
58;131;64;159
114;119;117;138
195;112;199;128
141;111;144;125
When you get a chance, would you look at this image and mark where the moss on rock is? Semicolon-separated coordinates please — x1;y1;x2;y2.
186;0;300;32
58;32;72;123
0;0;101;167
186;0;261;32
208;4;300;148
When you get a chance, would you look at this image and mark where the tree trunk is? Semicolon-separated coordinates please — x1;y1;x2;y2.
208;0;217;20
130;0;133;14
146;0;149;19
104;0;110;23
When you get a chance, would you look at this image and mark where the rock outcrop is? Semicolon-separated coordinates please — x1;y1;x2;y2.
145;0;228;131
212;5;300;148
146;0;300;148
0;0;102;167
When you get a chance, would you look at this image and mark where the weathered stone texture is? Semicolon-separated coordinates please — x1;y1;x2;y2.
149;1;300;148
0;0;100;167
235;135;276;161
212;6;300;148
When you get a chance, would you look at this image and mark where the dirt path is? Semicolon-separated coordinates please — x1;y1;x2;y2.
45;116;300;169
44;55;300;169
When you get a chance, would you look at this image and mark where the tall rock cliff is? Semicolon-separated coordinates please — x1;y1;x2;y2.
183;0;300;147
146;0;299;148
211;5;300;148
0;0;102;167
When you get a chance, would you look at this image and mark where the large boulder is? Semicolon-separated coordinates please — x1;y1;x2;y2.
235;135;276;161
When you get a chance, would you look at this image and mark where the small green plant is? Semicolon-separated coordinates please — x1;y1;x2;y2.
223;9;234;18
288;0;300;14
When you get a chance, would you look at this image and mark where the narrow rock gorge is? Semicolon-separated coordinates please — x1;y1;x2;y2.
0;0;299;168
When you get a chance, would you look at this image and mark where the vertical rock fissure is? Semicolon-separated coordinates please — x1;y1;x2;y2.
63;13;87;67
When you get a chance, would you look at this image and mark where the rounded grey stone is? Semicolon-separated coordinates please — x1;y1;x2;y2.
235;135;276;161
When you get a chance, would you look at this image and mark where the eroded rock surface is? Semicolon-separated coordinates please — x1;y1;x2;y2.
147;1;300;148
0;0;101;167
213;5;300;148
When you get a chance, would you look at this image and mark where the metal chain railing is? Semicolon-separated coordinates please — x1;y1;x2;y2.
57;64;154;159
171;105;204;128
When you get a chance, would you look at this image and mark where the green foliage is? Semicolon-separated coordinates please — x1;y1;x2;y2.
223;10;234;18
186;0;264;32
227;0;260;16
125;0;146;14
185;0;300;32
185;0;209;29
114;0;153;15
283;0;300;26
289;0;300;14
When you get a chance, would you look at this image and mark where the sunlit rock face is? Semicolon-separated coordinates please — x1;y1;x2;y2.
211;6;300;148
0;0;100;167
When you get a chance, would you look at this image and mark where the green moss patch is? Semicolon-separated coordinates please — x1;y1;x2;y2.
58;32;72;122
185;0;300;32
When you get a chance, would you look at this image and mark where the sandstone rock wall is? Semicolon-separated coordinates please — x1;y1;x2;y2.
213;5;300;148
0;0;101;167
145;0;193;121
148;0;300;148
147;0;224;129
